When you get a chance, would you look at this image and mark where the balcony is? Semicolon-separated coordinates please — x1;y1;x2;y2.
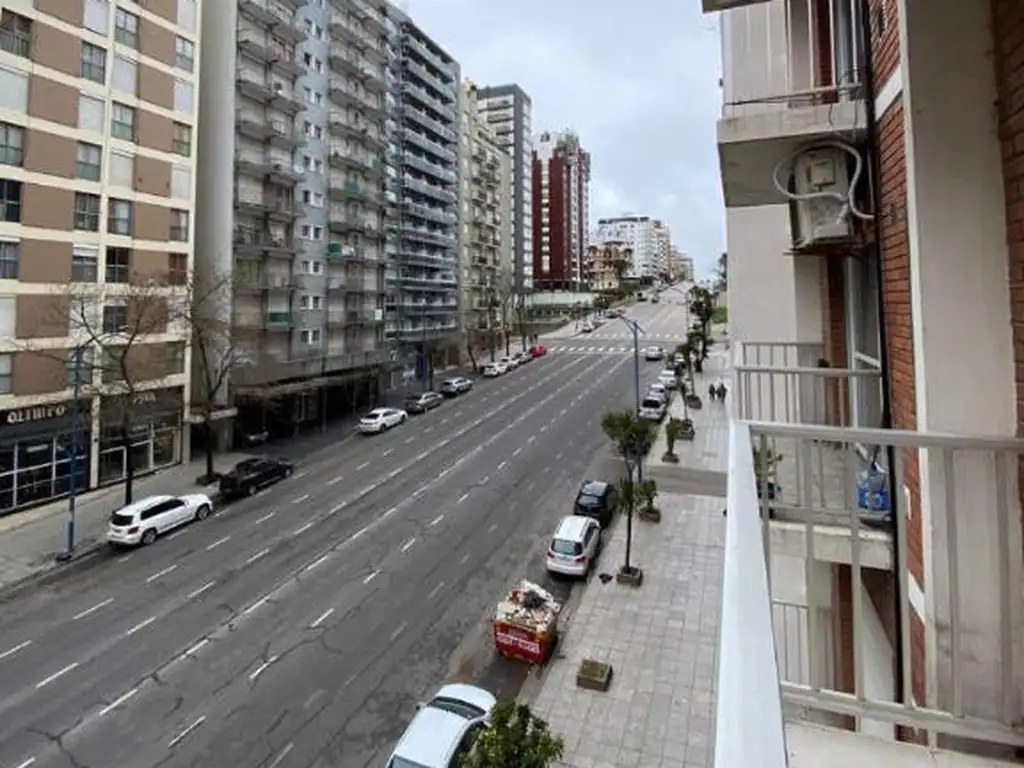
402;174;455;204
392;248;452;270
400;200;453;226
327;145;380;177
400;81;456;122
328;13;380;55
400;129;456;164
714;0;866;207
403;59;455;103
401;104;457;144
233;227;298;257
400;32;452;77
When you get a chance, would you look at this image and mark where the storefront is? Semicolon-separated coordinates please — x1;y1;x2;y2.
0;399;92;513
98;388;183;485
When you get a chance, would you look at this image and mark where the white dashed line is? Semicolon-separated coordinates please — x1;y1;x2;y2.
404;436;415;444
168;716;206;749
304;690;324;709
206;536;230;551
330;500;347;514
294;521;314;535
351;524;369;540
99;687;138;717
35;662;79;689
528;435;537;444
389;621;408;642
293;470;307;479
357;461;370;471
388;468;401;478
246;548;270;565
254;511;276;524
362;570;378;585
126;616;156;636
249;655;278;681
146;565;177;584
187;581;216;600
459;553;470;565
400;538;416;553
488;523;498;534
540;425;548;432
512;448;522;456
310;608;334;629
480;475;489;484
117;553;133;563
382;506;397;519
457;493;469;504
497;461;507;471
243;598;268;616
73;597;113;620
292;494;309;505
560;409;568;416
383;448;393;457
429;514;444;527
556;453;563;461
184;639;209;656
14;757;36;768
327;475;343;486
0;640;31;661
268;743;294;768
428;581;444;599
304;554;331;573
526;482;536;492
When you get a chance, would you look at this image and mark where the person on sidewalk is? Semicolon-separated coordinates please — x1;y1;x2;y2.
708;383;718;403
716;382;727;402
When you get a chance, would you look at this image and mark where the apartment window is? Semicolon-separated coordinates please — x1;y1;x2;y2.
0;68;26;113
105;246;131;282
0;11;31;58
74;192;101;231
171;165;191;199
166;342;185;375
102;303;128;333
71;244;99;282
112;55;137;95
0;123;23;167
107;199;132;236
0;180;21;223
0;240;17;279
84;0;108;34
168;253;187;285
0;353;10;394
173;79;193;113
300;328;321;345
170;209;189;241
172;122;192;157
67;347;94;387
108;151;132;187
177;0;197;32
101;346;123;383
110;102;135;141
78;94;105;133
175;37;194;71
78;43;107;86
311;295;321;309
76;142;102;181
300;294;311;309
114;8;138;49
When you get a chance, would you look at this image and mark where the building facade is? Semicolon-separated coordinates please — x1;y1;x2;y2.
458;80;511;355
592;215;655;280
652;219;671;279
583;243;628;292
669;247;692;281
475;83;533;295
0;0;202;512
533;130;590;291
383;8;460;384
708;0;1024;763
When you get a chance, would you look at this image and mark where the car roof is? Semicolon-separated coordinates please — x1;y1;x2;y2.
579;480;609;496
366;408;389;416
432;683;496;713
555;515;592;541
392;707;471;766
116;495;175;515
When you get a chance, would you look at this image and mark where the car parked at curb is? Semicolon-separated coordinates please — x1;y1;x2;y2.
573;480;619;529
218;457;294;498
107;493;214;547
440;377;473;397
639;396;668;422
644;346;665;362
529;344;547;358
546;515;602;579
359;407;408;434
404;391;444;414
499;355;519;370
482;362;506;377
386;683;497;768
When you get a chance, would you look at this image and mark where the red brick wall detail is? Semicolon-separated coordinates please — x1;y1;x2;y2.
869;0;901;85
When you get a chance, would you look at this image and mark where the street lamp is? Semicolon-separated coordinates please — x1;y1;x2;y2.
617;316;646;483
57;345;86;562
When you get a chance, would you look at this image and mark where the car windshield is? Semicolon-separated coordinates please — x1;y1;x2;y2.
552;538;582;556
428;696;485;720
642;398;663;409
235;458;260;471
364;410;386;419
576;493;601;508
388;758;430;768
110;512;134;526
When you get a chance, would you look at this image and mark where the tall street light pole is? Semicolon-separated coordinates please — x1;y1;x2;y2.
57;346;85;562
618;316;646;483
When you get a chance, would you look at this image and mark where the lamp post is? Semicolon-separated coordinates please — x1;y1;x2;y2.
57;346;85;562
618;316;646;482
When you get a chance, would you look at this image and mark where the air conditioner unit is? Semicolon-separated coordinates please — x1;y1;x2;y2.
792;148;852;247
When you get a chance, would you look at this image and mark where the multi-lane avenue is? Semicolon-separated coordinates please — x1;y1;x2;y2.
0;301;687;768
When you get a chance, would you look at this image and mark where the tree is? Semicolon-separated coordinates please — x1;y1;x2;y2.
460;700;564;768
494;271;516;356
601;409;656;577
715;251;728;292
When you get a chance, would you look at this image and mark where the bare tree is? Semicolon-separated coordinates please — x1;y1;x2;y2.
495;271;516;356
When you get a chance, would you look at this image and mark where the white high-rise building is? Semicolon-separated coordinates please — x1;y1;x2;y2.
592;216;656;279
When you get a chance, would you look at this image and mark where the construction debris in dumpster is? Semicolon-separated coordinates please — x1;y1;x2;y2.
492;580;562;663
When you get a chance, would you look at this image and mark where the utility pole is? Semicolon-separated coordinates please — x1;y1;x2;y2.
57;346;84;562
619;316;645;483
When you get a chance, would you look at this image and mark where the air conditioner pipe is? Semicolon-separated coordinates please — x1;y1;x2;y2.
772;139;875;223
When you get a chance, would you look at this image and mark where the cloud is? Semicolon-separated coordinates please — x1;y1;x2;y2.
402;0;726;276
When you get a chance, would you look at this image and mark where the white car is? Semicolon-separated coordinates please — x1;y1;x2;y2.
644;346;665;362
499;356;519;370
639;396;667;422
546;515;602;578
387;683;497;768
358;407;408;434
107;494;213;547
482;362;507;377
581;322;594;333
658;370;678;389
647;382;670;402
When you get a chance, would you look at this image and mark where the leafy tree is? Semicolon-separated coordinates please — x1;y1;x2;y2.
601;409;656;574
715;251;727;292
460;700;564;768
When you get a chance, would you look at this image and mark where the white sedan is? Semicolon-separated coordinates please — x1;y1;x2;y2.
107;493;214;547
482;362;508;377
358;407;408;434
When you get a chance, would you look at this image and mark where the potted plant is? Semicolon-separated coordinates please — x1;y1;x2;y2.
461;700;565;768
662;417;682;462
636;478;661;523
601;409;655;587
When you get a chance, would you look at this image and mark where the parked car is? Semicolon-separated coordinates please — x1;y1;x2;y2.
639;396;668;422
647;382;671;402
644;346;665;362
546;515;602;578
529;344;548;358
573;480;619;528
581;322;594;333
219;457;295;498
499;355;519;370
386;683;497;768
404;391;444;414
658;370;678;389
440;377;473;397
107;494;213;547
482;363;503;378
358;407;408;434
514;350;532;365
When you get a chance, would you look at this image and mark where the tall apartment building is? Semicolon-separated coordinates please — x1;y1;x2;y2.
0;0;201;513
707;0;1024;765
533;130;590;291
383;8;460;383
196;0;388;435
475;83;533;295
592;215;655;280
458;80;512;351
652;219;671;278
670;248;692;281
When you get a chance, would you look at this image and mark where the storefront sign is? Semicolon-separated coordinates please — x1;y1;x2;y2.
3;404;70;426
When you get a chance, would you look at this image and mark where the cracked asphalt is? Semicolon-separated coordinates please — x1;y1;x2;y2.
0;303;687;768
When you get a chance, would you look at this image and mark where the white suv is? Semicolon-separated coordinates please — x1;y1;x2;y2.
107;494;213;547
387;684;496;768
546;515;602;578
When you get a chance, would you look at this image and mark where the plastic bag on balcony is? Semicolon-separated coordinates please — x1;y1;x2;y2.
856;466;890;514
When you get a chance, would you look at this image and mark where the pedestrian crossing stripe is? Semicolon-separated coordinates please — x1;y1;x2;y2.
548;345;632;354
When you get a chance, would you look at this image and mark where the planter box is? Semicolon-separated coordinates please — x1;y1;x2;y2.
639;507;661;523
576;659;613;692
661;452;680;463
616;565;644;587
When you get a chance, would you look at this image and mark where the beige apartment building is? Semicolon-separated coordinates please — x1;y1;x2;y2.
0;0;201;514
459;79;511;357
583;242;628;292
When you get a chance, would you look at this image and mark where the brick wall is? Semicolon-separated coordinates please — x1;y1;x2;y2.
820;259;849;424
869;0;901;84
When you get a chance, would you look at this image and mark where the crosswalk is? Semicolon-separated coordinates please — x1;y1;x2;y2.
547;344;634;355
578;333;688;342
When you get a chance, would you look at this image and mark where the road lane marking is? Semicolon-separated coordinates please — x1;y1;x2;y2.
126;616;156;636
187;581;216;599
512;448;522;456
357;460;370;471
528;435;536;444
205;536;230;551
360;483;378;495
14;758;35;768
351;524;369;540
362;570;378;585
429;514;443;527
246;548;270;564
330;500;347;514
249;655;278;681
404;436;414;444
440;418;448;424
293;521;314;535
400;538;416;553
388;468;400;478
184;639;208;656
556;453;563;461
168;716;206;748
145;565;177;583
480;475;489;484
73;598;113;620
254;511;276;524
36;662;79;689
389;621;408;642
310;608;334;628
459;553;469;565
497;461;507;471
304;553;331;573
560;409;568;416
327;475;343;486
99;688;138;717
304;690;324;709
268;743;294;768
243;598;267;616
427;581;444;599
488;523;498;533
0;640;32;661
383;448;393;457
382;506;397;519
526;482;536;492
117;553;133;563
292;494;309;505
293;471;307;479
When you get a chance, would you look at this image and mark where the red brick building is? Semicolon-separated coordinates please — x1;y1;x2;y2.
532;131;590;291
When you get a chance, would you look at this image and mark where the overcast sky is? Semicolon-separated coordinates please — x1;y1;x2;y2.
401;0;726;278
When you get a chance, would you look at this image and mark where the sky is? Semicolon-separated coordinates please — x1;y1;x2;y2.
400;0;727;279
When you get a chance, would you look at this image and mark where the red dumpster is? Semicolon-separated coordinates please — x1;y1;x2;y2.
491;580;561;665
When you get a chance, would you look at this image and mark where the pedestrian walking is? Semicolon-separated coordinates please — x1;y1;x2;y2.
716;382;727;402
708;383;717;403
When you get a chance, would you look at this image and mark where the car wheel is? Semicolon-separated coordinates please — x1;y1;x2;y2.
401;413;408;423
195;504;211;521
247;484;257;496
285;467;293;477
140;528;157;546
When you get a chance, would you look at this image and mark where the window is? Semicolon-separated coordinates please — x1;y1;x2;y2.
0;11;31;58
166;342;185;375
76;142;102;181
170;209;189;241
0;123;22;167
0;180;21;223
107;199;132;236
114;8;138;49
175;37;194;71
108;151;132;187
172;122;192;156
74;192;101;231
173;79;193;113
71;245;99;282
177;0;197;32
67;347;94;387
171;165;191;199
110;102;135;142
84;0;108;34
300;328;321;345
0;353;10;394
0;68;27;112
0;240;17;279
105;246;131;282
102;304;128;333
300;294;323;310
80;42;107;84
78;94;105;133
112;55;137;94
312;295;321;309
168;253;187;285
101;346;123;383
